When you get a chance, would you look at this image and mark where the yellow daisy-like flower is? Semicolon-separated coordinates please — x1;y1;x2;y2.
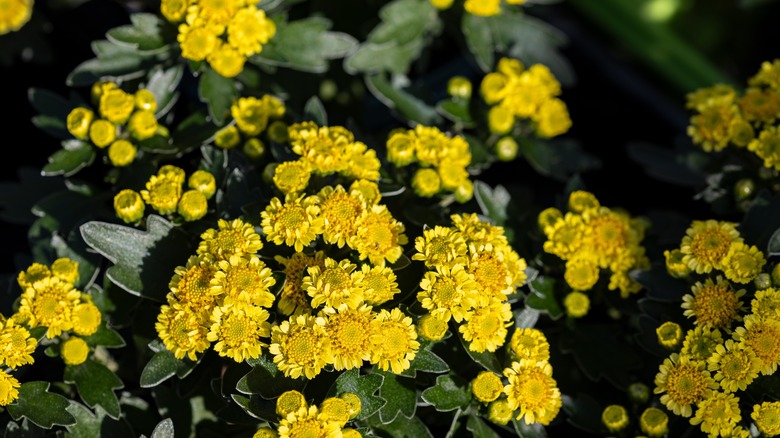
411;168;441;197
508;327;550;363
61;336;90;366
733;314;780;375
339;392;362;419
467;245;514;299
343;142;382;181
0;317;37;368
317;185;365;248
158;164;186;184
752;287;780;320
198;218;264;261
16;276;81;338
369;307;419;374
664;248;691;279
752;401;780;437
319;396;350;427
690;391;741;436
178;22;219;62
680;219;743;274
155;303;211;361
359;264;399;306
231;96;275;136
680;326;724;362
450;212;509;249
686;83;737;110
580;207;633;268
471;371;504;403
563;291;589;318
412;225;468;269
277;406;341;438
748;125;780;171
66;107;94;140
682;276;745;331
210;255;276;308
107;139;137;167
208;43;245;79
277;389;307;418
214;125;240;149
226;4;275;57
261;194;324;253
656;321;683;350
542;212;585;260
418;264;478;323
0;369;21;406
537;207;563;235
177;189;208;222
302;257;364;310
739;87;780;123
417;313;449;341
639;406;668;438
601;404;629;433
459;298;513;353
688;101;739;152
50;258;78;285
168;254;219;310
16;262;51;291
503;360;561;425
568;190;600;214
141;174;182;215
275;251;325;316
71;301;102;336
563;256;600;291
487;398;514;426
188;170;217;200
99;87;135;124
721;241;766;284
207;303;271;362
322;303;375;371
707;339;761;393
114;189;145;224
273;160;311;195
349;179;381;206
653;353;718;417
349;204;407;267
269;313;332;379
385;130;417;166
534;97;572;138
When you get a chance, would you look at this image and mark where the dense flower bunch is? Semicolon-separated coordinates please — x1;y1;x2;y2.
0;0;33;35
161;0;276;78
430;0;526;17
214;94;286;158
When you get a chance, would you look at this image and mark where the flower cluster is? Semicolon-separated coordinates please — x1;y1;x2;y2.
538;190;650;310
481;57;572;139
252;389;362;437
214;94;286;159
430;0;526;17
687;59;780;170
161;0;276;78
65;81;164;167
113;164;216;223
0;0;33;35
385;125;473;202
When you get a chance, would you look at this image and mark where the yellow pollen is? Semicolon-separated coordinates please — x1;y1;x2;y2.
280;207;307;228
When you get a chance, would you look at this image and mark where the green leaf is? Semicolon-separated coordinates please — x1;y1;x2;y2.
150;418;174;438
328;368;386;421
515;306;541;329
198;66;237;126
173;111;218;153
525;276;563;319
473;180;510;226
79;216;197;300
625;141;705;187
364;74;441;126
519;138;600;182
466;415;501;438
769;227;780;256
558;323;644;388
371;415;434;438
377;371;417;424
254;16;358;74
0;167;65;224
32;114;71;139
64;403;135;438
229;394;277;422
83;322;126;348
42;140;96;177
66;41;148;87
64;359;124;419
28;87;76;139
461;14;494;72
420;375;471;412
235;355;305;399
140;348;199;388
106;13;168;52
145;64;183;117
436;98;475;128
6;381;76;429
561;393;603;435
512;418;548;437
344;39;426;76
457;329;502;373
303;95;328;126
398;348;449;378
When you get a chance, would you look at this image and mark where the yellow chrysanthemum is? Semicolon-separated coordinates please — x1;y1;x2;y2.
177;189;208;221
349;179;381;206
542;212;585;260
128;110;158;141
317;185;365;248
0;317;37;368
563;256;600;291
359;264;400;306
348;204;407;267
276;389;307;418
178;22;219;62
198;218;264;261
639;407;668;438
231;96;274;136
411;168;441;197
49;258;78;285
688;101;738;152
563;291;589;318
107;139;137;167
339;392;362;419
319;396;350;427
707;339;761;393
690;391;741;436
66;106;94;140
412;225;468;269
273;160;311;195
261;194;324;253
114;189;145;224
207;303;271;362
61;337;89;366
0;0;32;35
739;87;780;123
16;276;81;338
653;353;718;417
467;246;515;299
464;0;500;16
568;190;600;214
269;313;332;379
748;125;780;171
417;264;478;323
686;84;737;110
0;369;20;407
206;256;274;308
277;406;341;438
664;248;691;279
155;303;210;361
417;313;449;341
459;298;513;353
369;308;419;373
141;174;182;215
733;314;780;375
534;97;572;138
721;241;766;284
680;326;724;362
99;87;135;124
509;327;550;363
302;257;364;310
752;401;780;437
752;288;780;320
503;360;561;425
680;219;743;274
16;262;51;291
601;404;629;433
71;301;101;336
274;251;325;316
682;276;745;331
656;321;683;350
581;207;634;268
188;170;217;200
538;207;563;235
322;304;375;371
343;142;382;181
472;371;504;403
89;119;117;148
487;398;514;426
226;5;275;57
168;254;219;310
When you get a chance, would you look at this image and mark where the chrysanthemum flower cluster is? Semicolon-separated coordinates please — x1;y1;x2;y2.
1;258;102;406
252;389;362;437
113;164;216;223
0;0;33;35
429;0;526;17
652;218;780;436
65;81;163;167
480;57;572;139
161;0;276;78
214;94;286;158
538;190;650;311
687;59;780;170
385;125;474;202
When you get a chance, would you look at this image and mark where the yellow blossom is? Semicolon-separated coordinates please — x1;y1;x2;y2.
369;308;419;373
322;304;375;371
0;369;20;406
653;353;718;417
207;303;271;362
261;194;324;253
61;337;89;366
198;218;263;261
503;360;561;425
269;313;332;379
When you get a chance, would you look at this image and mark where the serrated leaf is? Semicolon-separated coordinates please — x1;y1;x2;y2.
473;180;510;225
42;140;96;177
525;276;563;319
64;403;135;438
145;65;183;117
139;348;199;388
79;216;197;300
328;368;385;421
64;359;124;419
66;47;147;87
106;13;167;52
150;418;174;438
198;66;236;126
235;355;305;399
377;371;417;424
6;381;76;429
457;329;502;373
466;414;501;438
365;74;441;126
28;87;75;123
229;394;277;422
398;348;449;378
303;96;328;126
344;40;426;76
769;227;780;256
420;374;470;412
519;138;600;182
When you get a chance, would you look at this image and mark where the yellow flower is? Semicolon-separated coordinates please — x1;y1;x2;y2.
681;276;745;331
276;389;307;418
0;369;20;406
729;117;755;146
243;137;265;158
317;185;365;248
210;254;276;308
707;339;761;393
273;160;311;195
66;107;94;139
158;164;186;184
459;298;512;353
114;189;145;224
494;136;519;162
418;264;478;323
89;119;117;148
71;301;101;336
690;391;741;436
567;190;600;213
487;105;515;134
563;291;589;318
107;139;137;167
664;248;691;279
534;97;572;138
348;204;407;267
318;397;350;427
277;406;341;438
275;251;325;316
226;5;275;57
563;257;600;291
503;360;561;425
454;179;475;204
751;288;780;320
412;225;468;269
177;189;208;221
168;254;219;310
207;42;246;78
653;353;717;417
601;404;629;432
748;125;780;171
467;246;515;299
134;88;157;112
733;314;780;375
450;212;509;248
738;87;780;123
322;303;375;371
508;327;550;363
386;131;417;166
188;170;217;199
656;321;683;350
360;264;400;305
231;96;273;136
207;303;271;362
302;257;364;310
580;207;636;268
61;337;89;366
429;0;453;10
99;87;135;124
155;303;211;361
198;218;263;261
411;168;441;197
252;427;278;438
343;142;382;181
51;257;78;284
542;212;585;260
688;101;738;152
720;241;766;284
17;276;81;338
339;392;361;419
752;401;780;436
141;174;182;215
16;262;50;291
680;326;723;362
178;22;219;62
128;110;158;141
464;0;501;16
471;371;504;403
215;125;241;149
417;313;448;342
261;194;324;253
369;308;419;373
487;398;514;426
639;407;668;437
270;313;332;379
0;317;37;368
680;219;742;274
349;179;381;205
686;83;737;111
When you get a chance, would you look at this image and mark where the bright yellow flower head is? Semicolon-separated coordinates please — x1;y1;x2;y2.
542;212;585;260
114;189;146;224
360;264;400;306
412;225;468;269
534;97;572;138
17;276;81;338
226;5;275;57
66;107;94;140
61;337;90;366
680;326;723;362
721;241;766;284
188;170;217;200
417;313;448;341
349;179;381;205
211;254;276;308
411;168;441;197
198;218;264;261
653;353;718;417
0;369;20;406
386;131;418;167
733;314;780;375
302;257;364;310
99;87;135;124
277;405;341;438
681;275;745;331
276;389;307;418
274;251;326;316
751;288;780;320
128;110;158;141
343;142;382;181
690;391;741;436
471;371;504;403
252;427;278;438
707;339;761;393
261;194;324;253
563;291;589;318
339;392;362;419
369;307;419;374
639;406;668;437
319;396;350;426
168;254;219;310
601;404;629;433
51;257;78;285
273;160;311;195
664;248;691;279
207;42;246;78
71;301;102;336
107;139;138;167
317;185;365;248
687;101;738;152
207;303;271;362
568;190;600;214
487;105;515;134
563;256;600;291
738;87;780;124
178;22;220;62
464;0;500;16
160;0;189;22
215;125;241;149
348;204;407;267
748;125;780;171
686;83;737;111
752;401;780;437
487;398;514;426
322;303;375;371
503;360;561;425
155;302;211;361
0;317;37;369
417;264;478;323
450;212;509;248
508;327;550;363
177;189;208;221
141;174;183;215
460;298;513;353
269;313;332;379
17;262;51;291
467;245;515;299
656;321;683;350
89;119;117;148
